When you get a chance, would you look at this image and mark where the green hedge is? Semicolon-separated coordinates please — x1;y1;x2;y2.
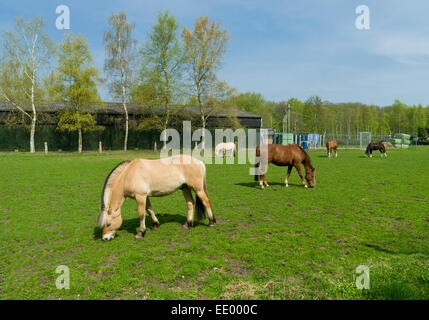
0;125;160;152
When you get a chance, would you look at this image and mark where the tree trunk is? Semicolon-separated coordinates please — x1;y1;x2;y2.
122;78;128;151
201;118;206;149
30;77;36;153
123;103;128;152
30;114;36;153
78;128;82;153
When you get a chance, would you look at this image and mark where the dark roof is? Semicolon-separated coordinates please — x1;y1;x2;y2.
0;101;261;119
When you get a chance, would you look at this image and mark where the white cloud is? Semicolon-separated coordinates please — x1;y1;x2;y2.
372;32;429;63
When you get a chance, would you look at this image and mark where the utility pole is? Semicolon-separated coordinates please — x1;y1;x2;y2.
283;104;291;133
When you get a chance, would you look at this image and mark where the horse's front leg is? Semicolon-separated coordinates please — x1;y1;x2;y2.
146;197;160;230
135;194;147;239
182;187;195;229
295;164;307;188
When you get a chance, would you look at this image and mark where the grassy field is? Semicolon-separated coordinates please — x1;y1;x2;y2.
0;147;428;300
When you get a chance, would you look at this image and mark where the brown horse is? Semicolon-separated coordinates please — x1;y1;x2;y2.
254;144;316;189
97;155;215;241
326;140;338;158
365;142;387;158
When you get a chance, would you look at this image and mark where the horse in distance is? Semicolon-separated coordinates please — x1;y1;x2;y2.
254;144;316;189
97;155;215;241
326;140;338;158
365;142;388;158
215;142;236;157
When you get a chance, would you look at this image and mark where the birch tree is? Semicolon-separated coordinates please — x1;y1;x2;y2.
103;12;136;151
182;16;230;148
0;17;54;152
136;11;186;147
54;33;102;153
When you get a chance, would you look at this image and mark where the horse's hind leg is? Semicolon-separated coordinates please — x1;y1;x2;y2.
263;175;269;187
285;165;292;187
195;189;216;227
335;147;338;158
182;186;195;229
135;194;147;239
295;164;307;188
146;197;160;230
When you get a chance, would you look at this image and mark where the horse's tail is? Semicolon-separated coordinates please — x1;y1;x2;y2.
254;162;260;181
195;167;208;221
254;145;261;181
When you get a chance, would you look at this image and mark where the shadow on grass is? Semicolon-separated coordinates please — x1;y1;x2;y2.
93;213;206;240
235;182;304;189
364;243;421;255
364;243;396;254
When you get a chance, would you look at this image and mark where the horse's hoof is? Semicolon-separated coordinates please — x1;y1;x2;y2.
152;223;160;231
209;222;216;227
285;184;289;188
135;231;145;239
182;223;192;230
304;185;308;188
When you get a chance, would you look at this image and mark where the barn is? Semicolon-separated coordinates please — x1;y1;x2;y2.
0;101;262;151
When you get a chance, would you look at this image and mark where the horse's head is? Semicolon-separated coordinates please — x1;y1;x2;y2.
97;206;122;241
306;167;316;188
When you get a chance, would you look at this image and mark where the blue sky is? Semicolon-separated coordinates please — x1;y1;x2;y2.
1;0;429;106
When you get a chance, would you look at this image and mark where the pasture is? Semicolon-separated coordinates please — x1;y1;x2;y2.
0;147;428;299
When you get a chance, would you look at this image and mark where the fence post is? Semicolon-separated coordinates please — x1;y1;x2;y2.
44;142;48;155
99;141;102;153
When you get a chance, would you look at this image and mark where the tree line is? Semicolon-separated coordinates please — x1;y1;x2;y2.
0;12;233;152
1;12;428;153
233;93;429;139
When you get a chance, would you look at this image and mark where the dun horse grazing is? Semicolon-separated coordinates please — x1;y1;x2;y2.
254;144;316;189
365;142;387;158
215;142;236;157
326;140;338;158
97;155;215;241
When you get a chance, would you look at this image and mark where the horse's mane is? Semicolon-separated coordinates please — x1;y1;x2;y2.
100;160;131;210
297;145;314;169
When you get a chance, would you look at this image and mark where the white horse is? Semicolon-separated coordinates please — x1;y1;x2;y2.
215;142;236;157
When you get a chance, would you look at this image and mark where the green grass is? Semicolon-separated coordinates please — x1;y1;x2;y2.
0;147;428;300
